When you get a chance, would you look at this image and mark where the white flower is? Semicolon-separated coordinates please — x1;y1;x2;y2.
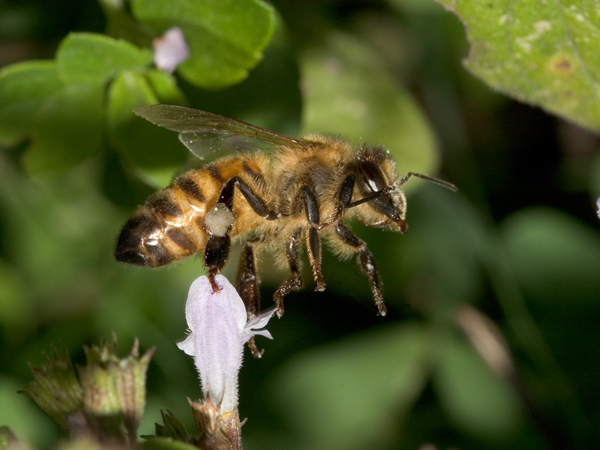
177;275;276;414
153;27;190;74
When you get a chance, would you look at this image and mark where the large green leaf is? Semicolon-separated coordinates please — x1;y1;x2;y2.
191;15;302;137
0;60;104;176
57;33;152;83
436;0;600;130
132;0;275;89
0;61;62;145
24;82;104;177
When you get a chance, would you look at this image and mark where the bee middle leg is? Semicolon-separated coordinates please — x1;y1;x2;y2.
273;185;325;317
301;186;326;292
335;223;387;316
274;227;303;318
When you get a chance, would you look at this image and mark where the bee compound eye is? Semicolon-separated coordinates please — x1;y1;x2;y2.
359;161;386;192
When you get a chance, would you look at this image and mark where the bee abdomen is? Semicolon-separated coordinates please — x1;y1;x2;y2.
115;212;168;267
165;227;198;252
115;199;201;268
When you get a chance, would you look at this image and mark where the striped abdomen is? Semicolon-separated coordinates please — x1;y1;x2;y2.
114;154;271;267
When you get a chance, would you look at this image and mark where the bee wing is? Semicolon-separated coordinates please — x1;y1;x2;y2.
178;131;271;161
133;104;307;160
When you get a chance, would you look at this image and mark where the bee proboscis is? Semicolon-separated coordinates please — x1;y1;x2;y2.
115;105;457;355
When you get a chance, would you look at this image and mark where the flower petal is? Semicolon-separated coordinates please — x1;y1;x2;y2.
176;334;195;356
243;305;277;343
177;275;246;413
153;27;190;74
177;275;278;414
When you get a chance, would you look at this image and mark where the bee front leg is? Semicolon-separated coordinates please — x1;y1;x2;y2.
335;224;387;316
274;227;303;318
236;239;264;358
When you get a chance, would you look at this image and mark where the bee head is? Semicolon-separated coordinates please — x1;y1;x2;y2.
355;147;407;233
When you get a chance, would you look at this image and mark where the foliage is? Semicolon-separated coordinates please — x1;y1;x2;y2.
0;0;275;183
1;0;599;450
436;0;600;131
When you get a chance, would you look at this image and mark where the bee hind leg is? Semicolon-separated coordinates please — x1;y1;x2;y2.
204;234;231;293
236;239;264;358
274;227;304;318
335;224;387;316
204;174;274;294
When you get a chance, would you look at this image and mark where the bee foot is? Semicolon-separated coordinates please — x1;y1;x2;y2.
248;337;264;358
208;274;222;294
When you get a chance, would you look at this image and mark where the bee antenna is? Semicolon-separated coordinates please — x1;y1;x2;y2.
346;184;396;209
398;172;458;192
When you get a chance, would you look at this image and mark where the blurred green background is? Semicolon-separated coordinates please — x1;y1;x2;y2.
1;0;600;449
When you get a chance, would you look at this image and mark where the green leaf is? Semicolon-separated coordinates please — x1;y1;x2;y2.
0;61;62;145
192;15;302;136
273;323;430;450
132;0;275;88
0;59;106;177
24;81;104;177
432;332;523;440
107;71;188;187
301;32;440;177
437;0;600;131
145;69;187;106
502;206;600;307
57;32;152;84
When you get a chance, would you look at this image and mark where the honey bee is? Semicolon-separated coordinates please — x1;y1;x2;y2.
116;104;456;331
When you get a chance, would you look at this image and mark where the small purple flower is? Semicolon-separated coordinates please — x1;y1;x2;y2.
597;198;600;220
153;27;190;74
177;275;276;414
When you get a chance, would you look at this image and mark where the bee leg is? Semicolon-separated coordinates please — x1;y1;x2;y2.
301;186;326;292
204;234;231;292
335;224;387;316
318;174;355;230
219;176;278;220
236;239;264;358
274;227;303;318
237;240;260;317
203;176;261;291
213;177;276;354
306;227;325;291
